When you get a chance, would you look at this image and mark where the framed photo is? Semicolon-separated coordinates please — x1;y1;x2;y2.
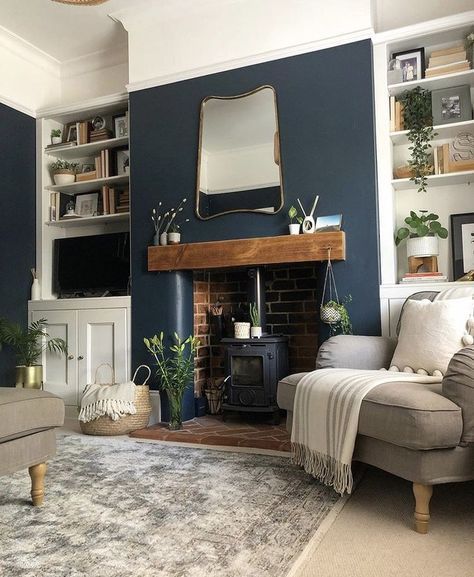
431;85;472;126
115;148;130;175
82;163;95;173
315;214;343;232
451;213;474;280
64;122;77;143
114;114;128;138
391;48;425;82
75;193;98;217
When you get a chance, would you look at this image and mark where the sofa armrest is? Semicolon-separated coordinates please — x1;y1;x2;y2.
316;335;397;370
442;346;474;445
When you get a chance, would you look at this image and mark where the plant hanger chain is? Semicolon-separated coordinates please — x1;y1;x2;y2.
321;248;340;307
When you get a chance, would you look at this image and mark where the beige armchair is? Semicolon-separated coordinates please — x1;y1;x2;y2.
0;388;64;505
278;295;474;533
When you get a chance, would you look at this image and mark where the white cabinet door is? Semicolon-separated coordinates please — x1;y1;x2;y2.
77;308;128;391
31;310;78;406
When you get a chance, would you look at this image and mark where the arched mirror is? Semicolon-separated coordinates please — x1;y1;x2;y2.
196;85;284;220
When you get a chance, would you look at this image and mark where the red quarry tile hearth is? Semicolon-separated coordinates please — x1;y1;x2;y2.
129;415;291;452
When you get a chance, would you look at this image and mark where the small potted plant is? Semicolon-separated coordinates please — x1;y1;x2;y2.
288;205;303;235
50;159;78;185
144;331;199;430
320;296;353;336
0;317;67;389
249;302;262;338
395;210;448;257
50;128;62;145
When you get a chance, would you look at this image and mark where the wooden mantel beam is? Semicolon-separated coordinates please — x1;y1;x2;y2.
148;232;345;272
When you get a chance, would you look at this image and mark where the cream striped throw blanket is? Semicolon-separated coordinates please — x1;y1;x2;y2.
291;368;441;494
79;381;137;423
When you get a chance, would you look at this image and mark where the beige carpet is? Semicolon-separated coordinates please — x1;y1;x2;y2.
292;467;474;577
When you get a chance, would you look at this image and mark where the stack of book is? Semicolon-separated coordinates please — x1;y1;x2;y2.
401;272;448;283
45;141;76;150
425;45;470;78
90;128;112;142
75;170;97;182
95;149;111;178
76;121;91;145
116;189;129;213
389;96;404;132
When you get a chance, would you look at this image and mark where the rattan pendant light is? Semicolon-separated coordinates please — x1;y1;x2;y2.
52;0;110;5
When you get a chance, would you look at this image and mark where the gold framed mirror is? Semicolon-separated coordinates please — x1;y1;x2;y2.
196;85;284;220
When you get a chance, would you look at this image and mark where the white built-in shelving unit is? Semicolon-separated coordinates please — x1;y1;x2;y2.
373;12;474;336
36;93;130;300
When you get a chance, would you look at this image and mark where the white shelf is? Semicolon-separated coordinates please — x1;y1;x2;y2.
390;119;474;146
45;174;129;195
46;213;129;228
44;137;128;159
380;281;474;298
388;69;474;97
392;170;474;190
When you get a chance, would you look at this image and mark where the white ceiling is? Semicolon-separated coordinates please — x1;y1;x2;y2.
0;0;136;62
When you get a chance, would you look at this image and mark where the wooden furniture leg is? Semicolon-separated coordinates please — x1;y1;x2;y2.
28;462;47;506
413;482;433;534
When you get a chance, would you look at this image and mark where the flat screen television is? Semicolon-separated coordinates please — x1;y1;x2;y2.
54;232;130;297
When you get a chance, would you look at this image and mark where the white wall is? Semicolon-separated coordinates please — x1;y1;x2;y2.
112;0;373;89
0;26;60;116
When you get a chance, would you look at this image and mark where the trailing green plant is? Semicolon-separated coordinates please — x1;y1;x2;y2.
50;159;79;172
0;317;67;367
322;296;353;336
144;332;199;395
395;210;448;246
50;128;61;138
288;205;303;224
398;87;437;193
249;302;260;327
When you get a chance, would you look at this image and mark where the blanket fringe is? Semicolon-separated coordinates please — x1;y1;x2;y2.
291;442;353;495
78;399;137;423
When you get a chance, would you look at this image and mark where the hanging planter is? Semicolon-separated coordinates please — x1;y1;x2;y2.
320;253;352;335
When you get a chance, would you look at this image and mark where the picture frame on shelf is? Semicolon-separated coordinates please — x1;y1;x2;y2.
451;212;474;281
391;48;425;82
431;85;472;126
63;122;77;143
315;214;342;232
113;113;128;138
115;149;130;175
81;163;95;173
75;193;98;217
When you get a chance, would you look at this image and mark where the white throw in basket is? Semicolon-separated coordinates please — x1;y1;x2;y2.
79;364;152;436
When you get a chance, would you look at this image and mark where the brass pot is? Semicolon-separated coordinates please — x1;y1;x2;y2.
15;365;43;389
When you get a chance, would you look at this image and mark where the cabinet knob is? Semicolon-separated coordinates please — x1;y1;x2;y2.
68;354;74;360
78;355;84;361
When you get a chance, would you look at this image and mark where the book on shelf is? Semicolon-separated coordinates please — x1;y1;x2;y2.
430;44;464;59
45;141;77;150
101;185;109;215
428;50;467;67
401;273;448;283
89;128;112;142
425;61;470;78
49;191;69;222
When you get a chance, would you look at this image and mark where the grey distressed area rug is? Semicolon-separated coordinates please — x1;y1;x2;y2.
1;435;343;577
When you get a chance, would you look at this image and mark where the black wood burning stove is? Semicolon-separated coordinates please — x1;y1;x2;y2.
221;335;288;423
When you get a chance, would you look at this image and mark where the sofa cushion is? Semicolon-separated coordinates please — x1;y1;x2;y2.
442;346;474;444
0;388;64;443
277;374;463;450
359;381;462;450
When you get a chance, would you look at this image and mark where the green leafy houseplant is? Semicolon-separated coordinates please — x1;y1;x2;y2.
395;210;448;246
398;87;436;193
288;205;303;224
0;317;67;367
50;159;78;173
249;302;260;327
144;332;199;430
320;296;353;336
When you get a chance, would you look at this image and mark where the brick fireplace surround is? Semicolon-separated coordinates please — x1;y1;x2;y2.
193;264;319;395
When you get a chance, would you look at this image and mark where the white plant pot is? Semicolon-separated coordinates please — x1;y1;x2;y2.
289;223;300;235
234;322;250;339
160;232;168;246
250;326;262;338
51;137;62;145
53;172;75;185
407;235;439;258
168;232;181;245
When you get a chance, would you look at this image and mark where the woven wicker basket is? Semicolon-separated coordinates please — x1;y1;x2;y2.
80;364;152;436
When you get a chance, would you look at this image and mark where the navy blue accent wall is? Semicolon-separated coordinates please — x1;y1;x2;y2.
131;40;380;386
0;103;36;385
